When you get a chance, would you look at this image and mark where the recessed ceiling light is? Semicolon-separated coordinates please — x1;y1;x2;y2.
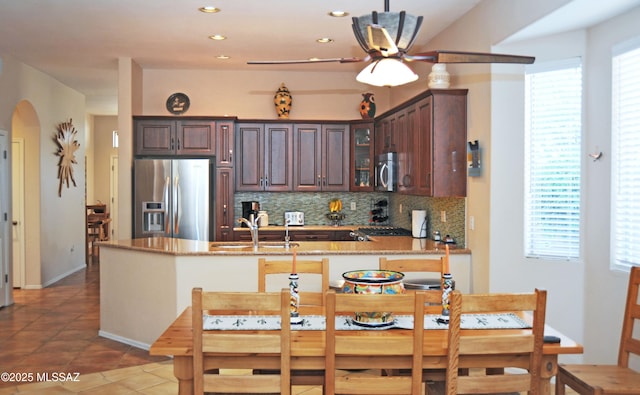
328;10;349;17
209;34;227;41
317;38;333;44
199;6;220;13
217;55;230;60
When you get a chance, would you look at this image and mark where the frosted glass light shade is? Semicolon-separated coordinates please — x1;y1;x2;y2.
356;58;418;87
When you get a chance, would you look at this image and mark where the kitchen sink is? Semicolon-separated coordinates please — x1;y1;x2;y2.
260;242;299;249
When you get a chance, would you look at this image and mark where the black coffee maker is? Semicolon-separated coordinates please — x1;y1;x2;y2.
241;201;260;227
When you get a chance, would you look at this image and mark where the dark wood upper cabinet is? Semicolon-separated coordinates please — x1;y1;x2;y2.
374;89;468;197
350;121;374;191
293;123;349;192
235;123;292;191
215;121;234;167
134;117;217;157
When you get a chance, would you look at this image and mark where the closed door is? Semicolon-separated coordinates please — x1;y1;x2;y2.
12;139;25;288
0;132;9;306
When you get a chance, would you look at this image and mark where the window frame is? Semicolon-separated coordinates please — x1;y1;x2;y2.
524;57;584;261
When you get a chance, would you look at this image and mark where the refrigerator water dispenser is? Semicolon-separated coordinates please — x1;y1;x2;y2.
142;201;165;234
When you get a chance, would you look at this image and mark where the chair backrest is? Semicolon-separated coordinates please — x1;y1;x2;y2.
619;265;640;368
446;289;547;395
379;257;445;276
325;290;426;395
380;257;445;313
258;257;329;311
192;288;291;395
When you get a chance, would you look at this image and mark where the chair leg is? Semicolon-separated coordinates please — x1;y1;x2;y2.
555;374;566;395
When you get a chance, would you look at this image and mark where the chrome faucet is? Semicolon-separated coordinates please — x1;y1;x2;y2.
237;213;267;250
284;219;291;248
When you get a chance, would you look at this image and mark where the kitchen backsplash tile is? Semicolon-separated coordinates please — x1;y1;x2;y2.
234;192;466;247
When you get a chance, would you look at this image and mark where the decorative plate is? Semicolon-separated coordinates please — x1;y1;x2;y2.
166;92;190;115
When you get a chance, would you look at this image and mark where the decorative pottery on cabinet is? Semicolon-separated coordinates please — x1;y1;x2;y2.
274;83;292;119
359;92;376;119
428;63;451;89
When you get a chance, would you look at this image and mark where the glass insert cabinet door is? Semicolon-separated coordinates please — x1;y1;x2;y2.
350;122;374;191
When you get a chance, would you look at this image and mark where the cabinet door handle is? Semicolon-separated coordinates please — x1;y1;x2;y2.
171;137;175;150
229;149;233;162
317;175;321;186
451;150;457;173
323;176;326;186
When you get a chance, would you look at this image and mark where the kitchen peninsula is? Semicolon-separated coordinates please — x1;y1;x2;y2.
98;231;470;348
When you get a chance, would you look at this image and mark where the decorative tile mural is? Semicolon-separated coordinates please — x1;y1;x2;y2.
234;192;466;247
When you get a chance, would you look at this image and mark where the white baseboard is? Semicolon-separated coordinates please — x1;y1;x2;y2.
98;330;151;351
42;264;86;288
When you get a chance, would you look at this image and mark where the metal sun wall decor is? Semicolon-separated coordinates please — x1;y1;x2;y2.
54;118;80;197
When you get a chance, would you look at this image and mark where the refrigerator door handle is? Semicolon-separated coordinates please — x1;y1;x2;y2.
174;176;180;234
164;176;171;235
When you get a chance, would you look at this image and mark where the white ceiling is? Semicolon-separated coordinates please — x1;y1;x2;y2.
0;0;638;115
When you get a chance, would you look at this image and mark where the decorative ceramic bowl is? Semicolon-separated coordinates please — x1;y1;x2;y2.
340;270;405;325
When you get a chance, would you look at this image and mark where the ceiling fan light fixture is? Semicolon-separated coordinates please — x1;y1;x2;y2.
316;37;333;44
356;58;418;87
353;11;423;53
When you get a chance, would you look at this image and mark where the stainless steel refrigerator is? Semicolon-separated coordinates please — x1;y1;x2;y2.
133;159;214;241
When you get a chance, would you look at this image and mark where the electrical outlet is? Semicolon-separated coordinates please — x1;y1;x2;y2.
470;216;475;230
350;201;356;211
441;210;447;223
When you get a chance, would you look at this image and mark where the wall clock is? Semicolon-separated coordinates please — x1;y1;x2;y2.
166;92;190;115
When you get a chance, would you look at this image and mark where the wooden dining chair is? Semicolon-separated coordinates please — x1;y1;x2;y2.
555;266;640;395
258;257;329;388
445;288;547;395
258;257;329;314
380;256;449;391
379;257;444;313
192;287;291;395
325;289;426;395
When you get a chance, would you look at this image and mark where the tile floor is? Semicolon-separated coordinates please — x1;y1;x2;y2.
0;263;574;394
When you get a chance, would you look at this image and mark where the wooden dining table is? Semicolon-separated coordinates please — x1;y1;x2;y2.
149;307;583;395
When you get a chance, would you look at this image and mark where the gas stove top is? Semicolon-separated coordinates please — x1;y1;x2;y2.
357;227;412;236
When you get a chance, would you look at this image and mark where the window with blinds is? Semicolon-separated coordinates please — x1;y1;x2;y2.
611;38;640;271
524;58;582;260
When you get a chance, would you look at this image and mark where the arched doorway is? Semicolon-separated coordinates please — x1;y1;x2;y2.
12;100;42;289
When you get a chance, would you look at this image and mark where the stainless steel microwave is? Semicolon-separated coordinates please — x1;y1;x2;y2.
375;152;398;192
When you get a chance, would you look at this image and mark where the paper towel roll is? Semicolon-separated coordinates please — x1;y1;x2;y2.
412;210;428;238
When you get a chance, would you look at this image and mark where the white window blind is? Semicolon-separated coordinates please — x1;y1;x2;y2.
524;58;582;259
611;39;640;271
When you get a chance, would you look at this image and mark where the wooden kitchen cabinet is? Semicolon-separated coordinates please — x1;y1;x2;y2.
215;120;234;167
414;90;468;197
234;230;284;242
350;121;374;191
215;167;235;241
134;117;216;156
293;123;349;192
374;89;467;197
235;123;292;191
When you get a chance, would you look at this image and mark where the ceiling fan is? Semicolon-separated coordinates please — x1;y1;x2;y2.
247;0;535;87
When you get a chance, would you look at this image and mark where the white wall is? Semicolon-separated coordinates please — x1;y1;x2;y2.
0;53;87;287
141;69;392;119
406;0;640;364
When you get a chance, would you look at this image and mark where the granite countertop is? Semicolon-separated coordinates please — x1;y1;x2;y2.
232;225;356;231
99;236;469;256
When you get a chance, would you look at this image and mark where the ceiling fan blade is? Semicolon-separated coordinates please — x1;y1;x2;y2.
367;24;398;56
247;57;365;65
406;50;535;64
